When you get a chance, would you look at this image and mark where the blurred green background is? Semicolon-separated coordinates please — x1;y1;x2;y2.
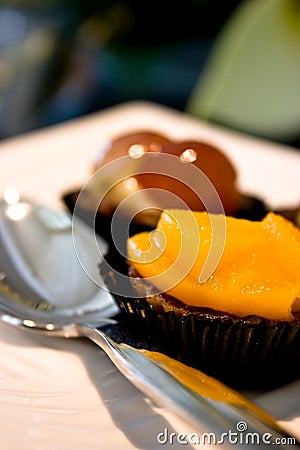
0;0;244;138
0;0;299;147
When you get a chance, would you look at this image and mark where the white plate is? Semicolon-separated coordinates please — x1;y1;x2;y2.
0;101;299;449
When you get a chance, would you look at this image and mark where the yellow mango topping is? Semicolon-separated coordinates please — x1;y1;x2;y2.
127;210;300;321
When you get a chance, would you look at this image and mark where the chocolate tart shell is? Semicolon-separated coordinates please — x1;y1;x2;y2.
101;262;300;390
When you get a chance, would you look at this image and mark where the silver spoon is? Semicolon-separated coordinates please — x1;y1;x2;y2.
0;196;298;448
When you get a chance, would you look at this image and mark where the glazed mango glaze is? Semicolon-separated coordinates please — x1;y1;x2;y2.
127;210;300;321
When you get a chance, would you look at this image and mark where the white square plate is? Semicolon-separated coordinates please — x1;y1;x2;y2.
0;101;299;449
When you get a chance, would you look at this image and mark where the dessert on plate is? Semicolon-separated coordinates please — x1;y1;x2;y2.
63;129;299;388
102;209;300;389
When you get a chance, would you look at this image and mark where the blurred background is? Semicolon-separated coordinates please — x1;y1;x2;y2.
0;0;299;147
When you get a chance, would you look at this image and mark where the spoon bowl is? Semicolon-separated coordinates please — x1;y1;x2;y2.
0;196;298;447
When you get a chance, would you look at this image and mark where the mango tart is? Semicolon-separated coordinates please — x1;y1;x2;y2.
101;210;300;389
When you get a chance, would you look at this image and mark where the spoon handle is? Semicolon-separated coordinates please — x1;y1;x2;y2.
79;324;298;448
